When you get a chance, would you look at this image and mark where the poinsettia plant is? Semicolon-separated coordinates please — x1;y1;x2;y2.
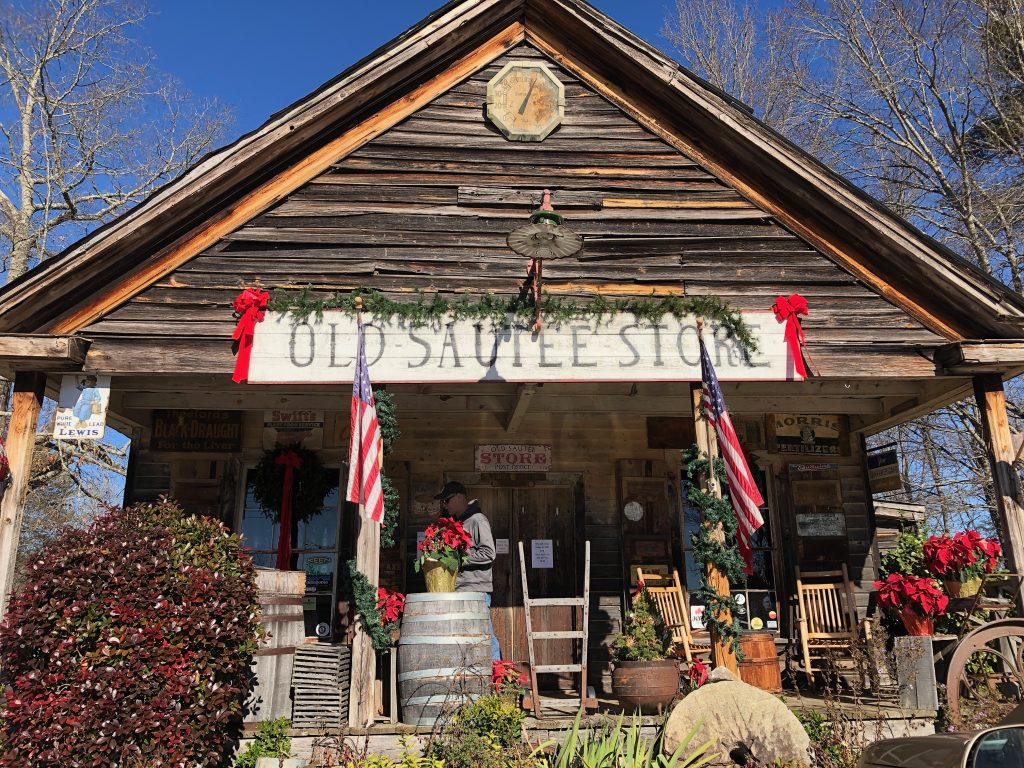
686;657;709;692
923;530;1002;582
491;659;529;698
874;574;949;618
414;517;473;574
376;587;405;629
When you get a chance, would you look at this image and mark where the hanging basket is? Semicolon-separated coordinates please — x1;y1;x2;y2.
900;607;934;637
944;576;983;598
422;559;458;593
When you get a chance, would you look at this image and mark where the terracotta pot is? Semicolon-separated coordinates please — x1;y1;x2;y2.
422;559;457;592
944;576;983;598
611;659;680;712
900;607;934;636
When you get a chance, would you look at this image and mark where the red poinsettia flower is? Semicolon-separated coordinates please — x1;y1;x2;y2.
874;574;949;618
491;659;526;694
415;517;474;574
376;588;406;626
687;658;709;689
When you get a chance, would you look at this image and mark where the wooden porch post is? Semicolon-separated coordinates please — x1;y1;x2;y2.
348;513;382;727
973;373;1024;609
0;372;46;619
690;383;738;672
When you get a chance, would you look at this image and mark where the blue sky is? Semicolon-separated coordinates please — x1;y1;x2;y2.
137;1;677;136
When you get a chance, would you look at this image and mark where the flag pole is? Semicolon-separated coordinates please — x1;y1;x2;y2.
350;295;384;727
692;317;738;673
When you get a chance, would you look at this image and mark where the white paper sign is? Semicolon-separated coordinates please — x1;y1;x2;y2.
495;538;510;555
247;311;795;383
690;605;706;629
531;539;554;569
54;374;111;440
417;531;427;548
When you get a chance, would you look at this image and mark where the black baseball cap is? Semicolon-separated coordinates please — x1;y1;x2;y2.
434;481;467;501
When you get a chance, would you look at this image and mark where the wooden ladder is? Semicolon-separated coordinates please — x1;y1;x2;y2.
518;539;596;718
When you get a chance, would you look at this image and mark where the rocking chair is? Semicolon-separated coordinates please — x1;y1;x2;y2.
795;564;872;685
635;567;711;663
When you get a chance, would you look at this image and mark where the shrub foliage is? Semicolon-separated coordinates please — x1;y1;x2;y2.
0;498;262;767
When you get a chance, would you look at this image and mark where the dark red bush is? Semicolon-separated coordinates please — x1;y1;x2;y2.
0;498;262;767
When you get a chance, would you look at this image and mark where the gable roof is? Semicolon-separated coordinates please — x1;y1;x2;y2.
0;0;1022;341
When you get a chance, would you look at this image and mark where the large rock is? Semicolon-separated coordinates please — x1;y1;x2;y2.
663;676;810;767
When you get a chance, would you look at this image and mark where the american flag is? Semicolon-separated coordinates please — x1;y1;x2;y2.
346;320;384;523
699;337;765;575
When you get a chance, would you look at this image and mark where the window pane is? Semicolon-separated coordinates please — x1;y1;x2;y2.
748;550;775;590
241;486;276;551
299;485;341;549
683;551;702;593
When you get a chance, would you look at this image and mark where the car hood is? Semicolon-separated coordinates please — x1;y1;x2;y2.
858;732;975;768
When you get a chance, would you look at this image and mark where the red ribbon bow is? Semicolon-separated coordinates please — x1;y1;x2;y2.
274;450;303;570
771;293;816;379
231;288;270;384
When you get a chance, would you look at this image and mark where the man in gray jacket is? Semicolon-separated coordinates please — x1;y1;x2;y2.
435;481;500;660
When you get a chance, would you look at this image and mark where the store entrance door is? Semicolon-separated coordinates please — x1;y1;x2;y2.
459;477;581;680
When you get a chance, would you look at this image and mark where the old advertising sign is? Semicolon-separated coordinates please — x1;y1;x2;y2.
768;414;849;456
151;410;243;452
867;447;903;493
246;311;795;384
54;374;111;440
475;444;551;472
263;409;325;450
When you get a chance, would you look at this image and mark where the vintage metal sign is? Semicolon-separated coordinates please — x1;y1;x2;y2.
475;444;551;472
246;311;795;384
263;409;325;449
768;414;850;456
151;410;243;452
54;374;111;440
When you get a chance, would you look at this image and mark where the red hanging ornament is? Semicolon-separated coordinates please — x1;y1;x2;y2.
771;293;818;379
231;287;270;384
274;449;303;570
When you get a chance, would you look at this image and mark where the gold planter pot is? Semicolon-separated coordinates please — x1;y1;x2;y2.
422;558;458;593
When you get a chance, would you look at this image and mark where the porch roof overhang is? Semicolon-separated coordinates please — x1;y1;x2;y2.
934;340;1024;377
0;335;89;377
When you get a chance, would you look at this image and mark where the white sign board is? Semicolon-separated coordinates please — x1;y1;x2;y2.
475;444;551;472
495;538;510;555
54;374;111;440
262;409;325;450
247;311;795;383
531;539;554;569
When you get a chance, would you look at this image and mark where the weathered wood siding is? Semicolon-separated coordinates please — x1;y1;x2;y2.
84;45;942;374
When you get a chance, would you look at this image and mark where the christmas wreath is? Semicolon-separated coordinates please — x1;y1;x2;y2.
251;444;334;524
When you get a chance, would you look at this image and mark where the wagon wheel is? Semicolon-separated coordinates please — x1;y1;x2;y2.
945;618;1024;725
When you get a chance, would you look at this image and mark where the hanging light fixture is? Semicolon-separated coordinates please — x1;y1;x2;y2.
507;189;583;332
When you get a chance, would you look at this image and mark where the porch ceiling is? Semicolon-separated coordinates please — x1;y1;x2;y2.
108;375;973;436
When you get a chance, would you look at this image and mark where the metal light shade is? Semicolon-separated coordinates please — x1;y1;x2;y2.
507;221;583;260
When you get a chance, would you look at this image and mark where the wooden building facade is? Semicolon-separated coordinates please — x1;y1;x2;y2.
1;0;1024;725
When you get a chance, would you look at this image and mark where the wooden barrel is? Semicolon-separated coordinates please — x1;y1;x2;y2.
397;592;491;727
738;632;783;693
245;569;307;724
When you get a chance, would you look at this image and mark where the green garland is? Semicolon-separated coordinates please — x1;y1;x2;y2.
343;560;393;651
266;287;758;352
251;444;335;524
375;390;401;549
684;447;746;657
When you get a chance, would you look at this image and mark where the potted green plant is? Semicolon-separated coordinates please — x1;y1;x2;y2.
610;587;678;711
414;518;473;592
